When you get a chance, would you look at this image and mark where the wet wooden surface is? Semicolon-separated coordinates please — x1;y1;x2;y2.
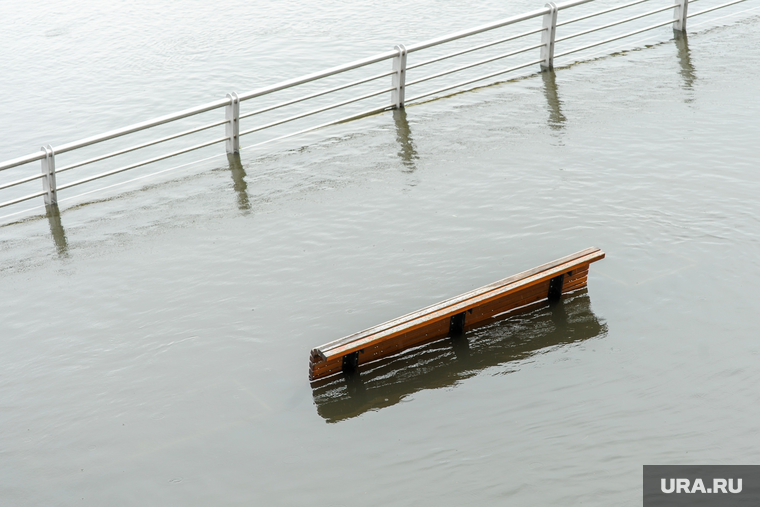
309;247;605;380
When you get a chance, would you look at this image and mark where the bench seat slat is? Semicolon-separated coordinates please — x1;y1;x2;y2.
316;247;601;355
309;248;604;381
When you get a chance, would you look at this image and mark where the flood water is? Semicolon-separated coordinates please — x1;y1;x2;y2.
1;1;760;506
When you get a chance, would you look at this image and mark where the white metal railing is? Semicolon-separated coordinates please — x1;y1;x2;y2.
0;0;752;216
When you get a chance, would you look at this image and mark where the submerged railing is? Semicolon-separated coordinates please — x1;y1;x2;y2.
0;0;751;216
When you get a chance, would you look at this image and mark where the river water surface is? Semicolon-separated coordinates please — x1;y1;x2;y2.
1;1;760;506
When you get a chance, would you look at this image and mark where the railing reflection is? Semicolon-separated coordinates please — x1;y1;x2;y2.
227;154;251;211
674;33;696;100
311;290;607;423
393;109;419;172
46;205;68;257
542;69;566;131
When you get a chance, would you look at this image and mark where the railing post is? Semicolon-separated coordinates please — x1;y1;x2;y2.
391;44;408;109
40;145;58;207
225;92;240;154
673;0;689;32
540;2;559;71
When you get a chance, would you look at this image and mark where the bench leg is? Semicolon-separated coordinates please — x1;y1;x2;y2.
449;311;467;337
342;351;360;373
548;274;565;301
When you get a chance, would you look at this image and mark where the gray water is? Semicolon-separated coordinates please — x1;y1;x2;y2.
1;0;760;505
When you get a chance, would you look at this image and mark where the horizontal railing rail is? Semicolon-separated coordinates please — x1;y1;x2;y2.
0;0;753;218
556;4;678;42
557;0;651;26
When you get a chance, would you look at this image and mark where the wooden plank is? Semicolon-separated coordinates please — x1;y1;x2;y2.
565;265;589;280
360;317;452;363
314;252;604;374
466;280;549;322
466;281;552;327
309;248;604;380
563;273;588;289
324;250;603;359
317;247;601;355
562;276;588;293
310;317;453;379
316;249;598;357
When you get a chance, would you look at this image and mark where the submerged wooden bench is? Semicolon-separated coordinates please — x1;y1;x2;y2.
309;247;605;381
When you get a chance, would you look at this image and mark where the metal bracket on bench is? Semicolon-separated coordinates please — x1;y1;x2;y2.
449;311;466;337
342;351;360;373
547;273;565;301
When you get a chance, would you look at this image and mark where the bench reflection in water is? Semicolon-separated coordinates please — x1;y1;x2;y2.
311;290;607;423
